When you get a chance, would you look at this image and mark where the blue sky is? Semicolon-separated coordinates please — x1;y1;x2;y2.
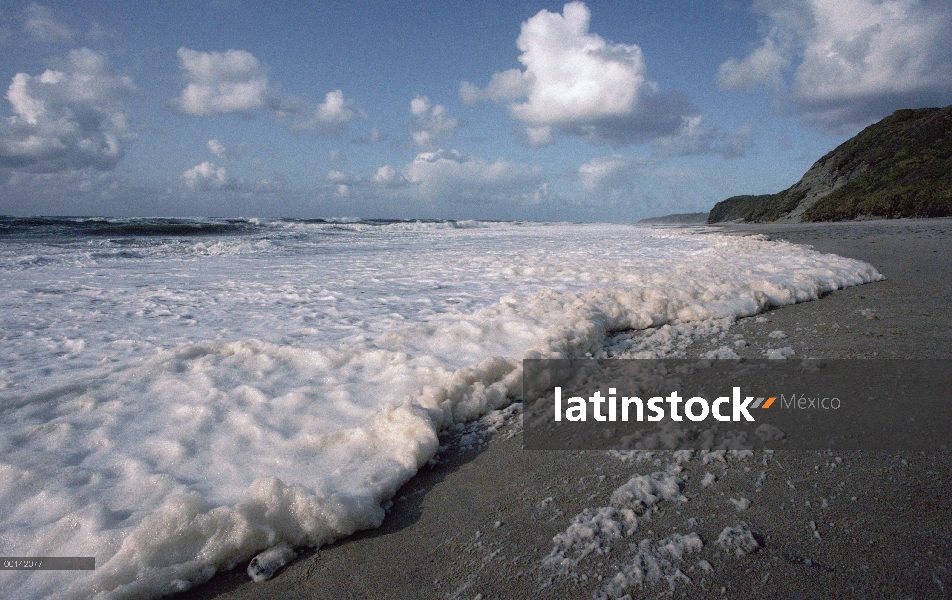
1;1;951;221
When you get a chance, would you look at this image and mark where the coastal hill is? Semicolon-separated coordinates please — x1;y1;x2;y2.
708;105;952;223
638;212;708;225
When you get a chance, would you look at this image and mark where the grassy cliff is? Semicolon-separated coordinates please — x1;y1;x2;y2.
708;105;952;223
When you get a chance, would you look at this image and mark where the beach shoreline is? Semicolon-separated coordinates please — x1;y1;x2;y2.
174;218;952;600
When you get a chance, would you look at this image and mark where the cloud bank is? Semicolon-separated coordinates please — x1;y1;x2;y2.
717;0;952;131
653;117;754;159
0;48;135;173
325;149;541;207
578;155;638;190
174;48;361;132
403;149;541;198
460;1;694;146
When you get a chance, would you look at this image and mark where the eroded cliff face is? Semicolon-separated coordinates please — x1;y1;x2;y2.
776;154;868;222
709;105;952;223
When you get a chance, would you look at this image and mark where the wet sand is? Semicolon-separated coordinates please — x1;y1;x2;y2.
175;218;952;599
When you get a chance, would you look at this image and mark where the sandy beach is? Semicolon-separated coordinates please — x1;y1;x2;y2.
175;218;952;600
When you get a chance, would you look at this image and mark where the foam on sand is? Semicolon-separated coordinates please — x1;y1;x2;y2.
0;220;882;599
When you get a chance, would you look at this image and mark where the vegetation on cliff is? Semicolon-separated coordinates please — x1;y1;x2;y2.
708;105;952;223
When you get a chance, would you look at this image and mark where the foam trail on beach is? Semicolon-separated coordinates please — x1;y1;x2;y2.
0;219;881;599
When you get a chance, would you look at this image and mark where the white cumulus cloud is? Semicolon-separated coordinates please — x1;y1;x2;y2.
207;138;227;158
717;0;952;131
321;166;409;196
173;48;362;135
0;48;135;173
408;96;460;149
326;169;356;197
716;38;788;92
183;161;228;190
459;69;529;104
459;1;694;145
174;48;271;116
372;165;409;188
299;90;362;133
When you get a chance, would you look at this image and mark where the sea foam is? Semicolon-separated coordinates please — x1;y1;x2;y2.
0;220;881;599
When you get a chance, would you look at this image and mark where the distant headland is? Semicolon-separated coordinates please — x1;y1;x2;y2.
637;212;709;225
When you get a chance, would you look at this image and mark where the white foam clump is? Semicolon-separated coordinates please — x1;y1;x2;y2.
544;470;685;571
608;469;686;510
606;317;735;359
702;345;741;359
730;497;751;512
0;222;882;599
247;543;297;582
601;533;703;598
766;346;796;359
717;523;760;556
544;467;700;598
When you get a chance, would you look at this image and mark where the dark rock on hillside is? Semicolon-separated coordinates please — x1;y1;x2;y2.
708;105;952;223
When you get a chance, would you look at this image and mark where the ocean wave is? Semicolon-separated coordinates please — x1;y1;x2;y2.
0;217;260;238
